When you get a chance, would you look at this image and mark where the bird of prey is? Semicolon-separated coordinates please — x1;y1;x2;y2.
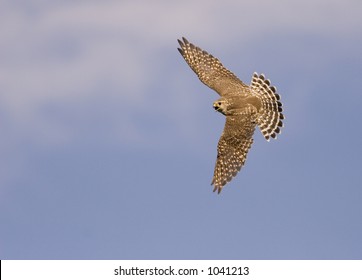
177;37;284;193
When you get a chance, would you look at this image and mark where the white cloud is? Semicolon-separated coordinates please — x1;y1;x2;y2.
0;0;361;151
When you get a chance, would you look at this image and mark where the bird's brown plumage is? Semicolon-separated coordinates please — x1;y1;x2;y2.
177;37;284;193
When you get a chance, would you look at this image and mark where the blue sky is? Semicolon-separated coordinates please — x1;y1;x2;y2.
1;0;362;259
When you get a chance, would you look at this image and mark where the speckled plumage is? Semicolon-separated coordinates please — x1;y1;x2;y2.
177;37;284;193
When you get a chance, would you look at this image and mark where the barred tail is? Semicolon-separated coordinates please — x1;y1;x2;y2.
250;72;284;141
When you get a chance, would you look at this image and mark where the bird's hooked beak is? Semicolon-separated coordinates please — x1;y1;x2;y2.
213;102;222;113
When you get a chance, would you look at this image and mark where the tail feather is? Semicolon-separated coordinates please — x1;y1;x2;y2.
250;72;284;141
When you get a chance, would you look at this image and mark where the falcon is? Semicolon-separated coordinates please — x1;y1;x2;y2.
177;37;284;193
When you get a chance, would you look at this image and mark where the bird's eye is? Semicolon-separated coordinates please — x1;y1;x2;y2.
218;102;222;106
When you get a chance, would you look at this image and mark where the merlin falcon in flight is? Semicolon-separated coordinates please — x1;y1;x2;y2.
177;37;284;194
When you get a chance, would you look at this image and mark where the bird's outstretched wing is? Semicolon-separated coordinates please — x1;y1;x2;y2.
178;37;248;96
212;111;256;193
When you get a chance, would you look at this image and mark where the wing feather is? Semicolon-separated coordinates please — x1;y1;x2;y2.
211;112;256;193
178;37;248;96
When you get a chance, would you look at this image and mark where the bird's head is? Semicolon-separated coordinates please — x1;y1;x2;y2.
213;99;228;115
